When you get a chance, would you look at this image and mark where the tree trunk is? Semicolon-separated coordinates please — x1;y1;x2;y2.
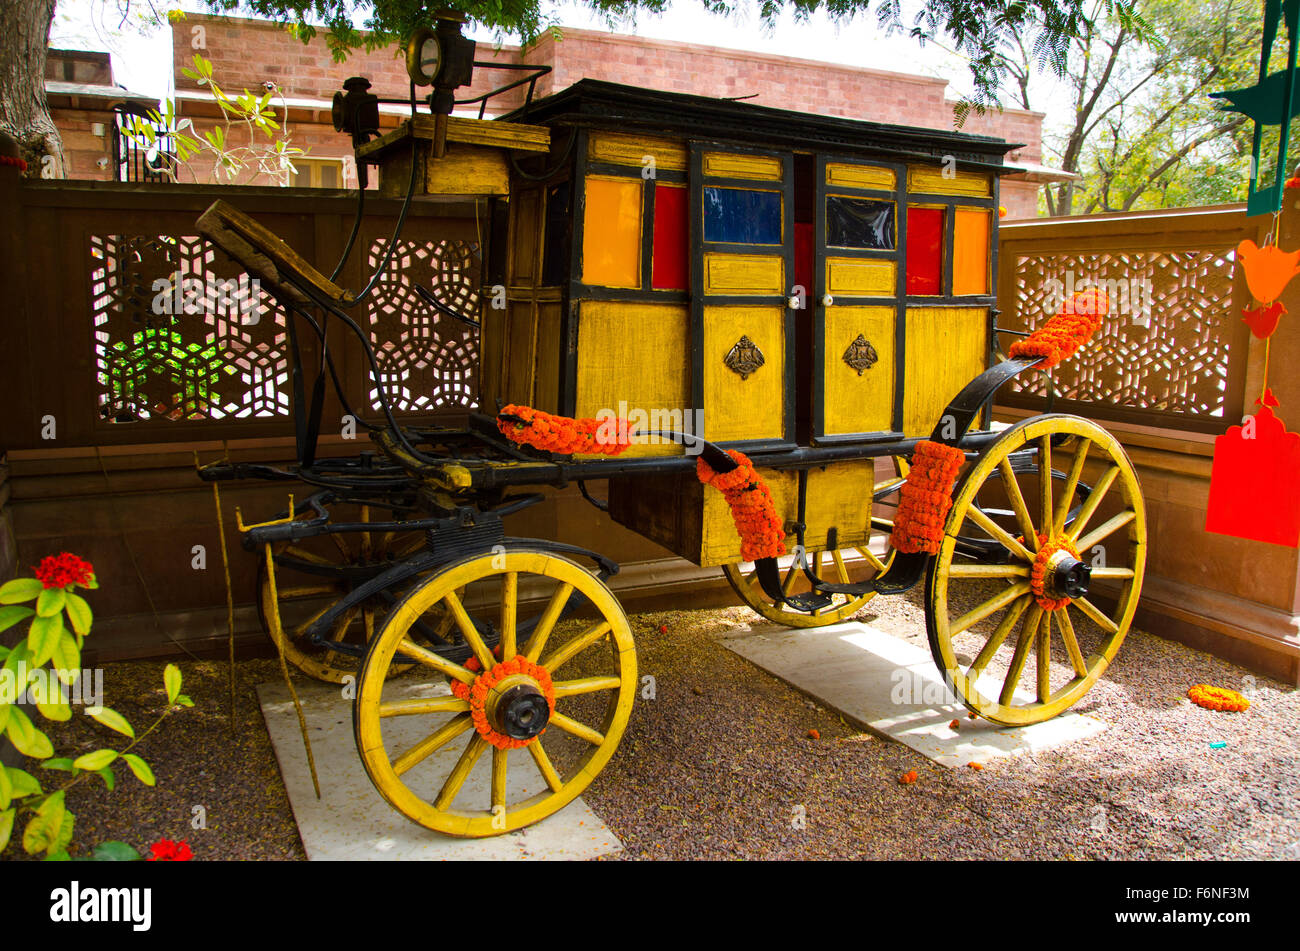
0;0;63;178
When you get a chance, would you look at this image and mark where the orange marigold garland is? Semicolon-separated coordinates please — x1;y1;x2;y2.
696;449;786;561
497;404;636;456
889;441;966;555
1028;532;1081;611
1187;684;1250;713
1009;288;1109;370
451;653;558;750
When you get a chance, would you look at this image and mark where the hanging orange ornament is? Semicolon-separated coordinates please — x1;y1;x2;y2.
1237;239;1300;338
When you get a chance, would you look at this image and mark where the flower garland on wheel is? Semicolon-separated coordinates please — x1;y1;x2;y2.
451;651;558;750
497;404;636;456
889;441;967;555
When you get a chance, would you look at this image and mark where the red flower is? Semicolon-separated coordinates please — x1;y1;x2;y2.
32;552;95;590
146;839;193;861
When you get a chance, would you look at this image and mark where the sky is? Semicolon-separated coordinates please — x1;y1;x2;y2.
49;0;998;104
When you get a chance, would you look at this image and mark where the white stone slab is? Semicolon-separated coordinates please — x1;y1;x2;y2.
256;679;622;860
718;622;1106;767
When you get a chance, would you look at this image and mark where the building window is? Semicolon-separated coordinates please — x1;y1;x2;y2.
293;158;345;189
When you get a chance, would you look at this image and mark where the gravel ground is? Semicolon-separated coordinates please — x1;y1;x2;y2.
12;589;1299;861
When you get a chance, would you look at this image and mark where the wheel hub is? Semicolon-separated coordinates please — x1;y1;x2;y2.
1049;552;1091;599
486;674;550;740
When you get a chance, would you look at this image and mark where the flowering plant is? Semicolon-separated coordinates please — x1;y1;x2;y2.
0;555;191;860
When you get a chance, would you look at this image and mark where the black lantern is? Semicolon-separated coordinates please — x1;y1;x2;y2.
406;14;477;115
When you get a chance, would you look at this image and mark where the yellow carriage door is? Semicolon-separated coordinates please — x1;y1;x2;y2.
690;144;796;448
813;156;903;443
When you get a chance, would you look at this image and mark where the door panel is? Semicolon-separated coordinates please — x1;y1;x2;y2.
691;143;796;449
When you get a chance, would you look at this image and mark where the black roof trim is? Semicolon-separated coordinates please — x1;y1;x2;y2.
500;79;1019;172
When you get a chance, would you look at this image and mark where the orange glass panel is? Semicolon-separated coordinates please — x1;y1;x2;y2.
582;177;643;288
952;207;990;295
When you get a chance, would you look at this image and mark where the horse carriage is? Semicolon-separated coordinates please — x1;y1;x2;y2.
196;19;1145;837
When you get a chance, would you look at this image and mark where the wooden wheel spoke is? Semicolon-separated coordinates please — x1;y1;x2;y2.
947;563;1030;579
553;675;621;698
379;695;469;718
541;620;611;674
329;532;352;560
500;571;518;660
1075;510;1137;554
393;714;473;776
1054;437;1092;535
782;560;799;595
952;581;1031;636
998;604;1043;706
491;747;508;813
1036;611;1052;703
277;583;340;600
1038;436;1053;532
997;457;1039;552
964;506;1035;563
396;638;475;684
861;546;887;573
1056;607;1088;677
444;589;496;670
833;549;851;584
968;595;1030;681
522;582;573;663
434;734;488;810
1067;465;1120;543
549;711;605;746
527;740;565;793
1072;596;1120;634
282;546;336;567
1090;566;1135;580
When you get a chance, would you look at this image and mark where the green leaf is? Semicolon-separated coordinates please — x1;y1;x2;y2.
40;758;74;773
83;575;98;590
44;849;70;861
0;578;42;604
92;840;141;861
89;706;134;739
27;614;63;667
6;767;41;797
0;809;12;852
0;605;34;634
6;706;53;759
23;791;64;855
72;749;117;772
52;809;74;855
120;753;155;787
63;592;92;636
51;631;80;686
174;694;194;707
164;664;182;705
95;766;115;791
0;764;10;810
36;587;65;618
0;703;9;735
30;678;70;722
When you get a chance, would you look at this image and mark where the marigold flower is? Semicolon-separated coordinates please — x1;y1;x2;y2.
1187;684;1250;712
898;770;918;784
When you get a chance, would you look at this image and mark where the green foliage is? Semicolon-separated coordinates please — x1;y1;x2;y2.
204;0;1092;105
102;325;236;422
0;568;188;859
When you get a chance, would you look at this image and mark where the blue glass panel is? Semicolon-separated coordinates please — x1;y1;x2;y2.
703;187;782;244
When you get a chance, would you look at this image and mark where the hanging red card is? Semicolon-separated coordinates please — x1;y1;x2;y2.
1205;392;1300;547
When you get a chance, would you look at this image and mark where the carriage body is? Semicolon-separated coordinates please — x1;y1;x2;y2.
476;81;1008;565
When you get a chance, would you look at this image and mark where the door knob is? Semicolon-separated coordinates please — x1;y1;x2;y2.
822;294;834;307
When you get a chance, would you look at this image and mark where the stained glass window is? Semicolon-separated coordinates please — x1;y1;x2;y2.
703;187;782;244
826;196;895;250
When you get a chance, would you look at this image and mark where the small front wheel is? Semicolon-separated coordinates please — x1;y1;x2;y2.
354;549;636;837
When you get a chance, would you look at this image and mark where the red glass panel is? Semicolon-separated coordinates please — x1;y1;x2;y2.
906;206;944;295
651;183;689;290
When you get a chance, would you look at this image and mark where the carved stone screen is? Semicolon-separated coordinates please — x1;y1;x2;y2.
1005;249;1240;426
91;234;290;423
365;237;480;412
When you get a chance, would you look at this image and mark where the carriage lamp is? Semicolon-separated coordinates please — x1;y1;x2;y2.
331;76;380;147
406;15;477;115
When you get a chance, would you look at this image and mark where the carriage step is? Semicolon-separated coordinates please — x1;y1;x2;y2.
783;591;836;612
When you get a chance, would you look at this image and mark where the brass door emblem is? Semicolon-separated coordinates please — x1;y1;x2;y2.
724;335;765;380
843;334;878;375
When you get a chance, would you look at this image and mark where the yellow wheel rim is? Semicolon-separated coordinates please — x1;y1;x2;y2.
927;415;1146;726
354;549;636;837
723;457;905;628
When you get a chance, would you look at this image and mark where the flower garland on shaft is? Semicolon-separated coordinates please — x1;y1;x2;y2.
1009;288;1109;370
696;449;786;562
889;441;967;555
451;650;557;750
497;404;636;456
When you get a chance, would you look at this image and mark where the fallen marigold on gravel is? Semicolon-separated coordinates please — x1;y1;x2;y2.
899;770;918;784
968;762;984;771
949;718;960;729
807;728;820;740
1187;684;1250;712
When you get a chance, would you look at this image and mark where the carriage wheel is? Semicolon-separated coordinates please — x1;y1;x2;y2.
926;415;1145;726
257;505;427;684
723;458;906;628
355;549;636;837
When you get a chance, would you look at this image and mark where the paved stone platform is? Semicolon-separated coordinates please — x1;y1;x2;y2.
717;621;1106;767
257;679;622;860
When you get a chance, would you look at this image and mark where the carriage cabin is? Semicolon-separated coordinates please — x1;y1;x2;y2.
364;79;1015;566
